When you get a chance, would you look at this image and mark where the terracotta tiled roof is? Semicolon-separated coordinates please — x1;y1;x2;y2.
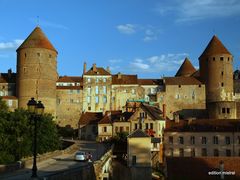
138;79;161;85
1;96;17;99
79;112;103;125
0;72;16;83
17;26;57;53
166;157;240;180
57;76;82;83
175;58;196;77
140;103;163;120
164;76;203;85
199;35;231;59
84;67;111;76
128;129;150;138
98;111;133;124
191;69;200;78
165;119;240;132
112;74;138;84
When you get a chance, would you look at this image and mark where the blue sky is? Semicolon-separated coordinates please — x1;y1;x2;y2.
0;0;240;78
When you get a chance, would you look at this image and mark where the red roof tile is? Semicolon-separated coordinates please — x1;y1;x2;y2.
164;76;203;85
57;76;82;83
84;67;111;76
112;74;138;84
138;79;161;85
79;112;103;125
17;27;57;53
199;35;231;59
175;58;196;77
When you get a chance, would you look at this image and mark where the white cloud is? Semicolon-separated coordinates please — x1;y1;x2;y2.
128;53;190;73
156;0;240;22
0;39;24;50
29;18;69;30
116;24;136;34
130;58;150;70
143;36;157;42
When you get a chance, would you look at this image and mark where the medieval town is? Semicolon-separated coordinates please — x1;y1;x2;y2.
0;25;240;180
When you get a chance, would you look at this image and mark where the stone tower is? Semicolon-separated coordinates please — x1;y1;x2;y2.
16;26;58;116
199;35;236;119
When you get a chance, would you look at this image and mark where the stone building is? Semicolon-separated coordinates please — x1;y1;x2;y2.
164;119;240;157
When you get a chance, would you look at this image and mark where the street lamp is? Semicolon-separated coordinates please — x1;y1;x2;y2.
27;97;44;178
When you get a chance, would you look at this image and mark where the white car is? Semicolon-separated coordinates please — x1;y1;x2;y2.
74;151;87;161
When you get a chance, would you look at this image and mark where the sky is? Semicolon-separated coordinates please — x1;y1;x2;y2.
0;0;240;78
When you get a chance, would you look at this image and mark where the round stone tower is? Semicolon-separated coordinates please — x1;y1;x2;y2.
16;26;58;116
199;35;236;119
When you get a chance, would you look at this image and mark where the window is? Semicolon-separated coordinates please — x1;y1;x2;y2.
199;84;201;88
201;148;207;156
126;127;129;132
134;123;138;130
202;137;207;144
221;71;224;76
8;100;13;107
103;127;107;132
87;86;91;95
220;57;224;61
25;53;27;58
95;86;99;94
69;90;73;94
179;136;184;144
88;107;91;110
96;78;99;83
226;149;231;156
57;98;61;105
213;57;215;61
139;123;142;130
70;99;74;103
95;96;99;103
87;78;91;82
115;127;118;132
192;91;195;100
77;90;80;94
222;108;226;114
191;148;195;157
103;96;107;104
150;123;153;129
103;78;106;82
153;143;158;149
175;94;180;99
221;83;224;87
145;123;149;129
132;89;136;94
49;54;52;58
178;85;181;88
169;136;173;144
103;86;107;94
213;136;218;144
225;136;231;145
37;52;40;57
132;156;136;165
24;67;27;73
214;149;219;157
227;108;230;114
179;148;184;157
87;96;91;103
190;136;195;144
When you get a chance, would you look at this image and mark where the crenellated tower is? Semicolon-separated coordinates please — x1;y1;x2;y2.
199;35;236;119
16;26;58;116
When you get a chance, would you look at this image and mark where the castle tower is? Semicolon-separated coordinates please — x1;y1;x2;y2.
16;27;58;116
175;57;196;77
199;35;236;119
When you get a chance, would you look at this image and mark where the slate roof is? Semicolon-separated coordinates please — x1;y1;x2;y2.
17;26;57;53
199;35;231;59
140;103;163;120
164;76;203;85
98;111;133;124
112;74;138;85
84;67;111;76
128;129;150;138
79;112;103;125
166;157;240;180
57;76;82;83
175;58;196;77
165;119;240;132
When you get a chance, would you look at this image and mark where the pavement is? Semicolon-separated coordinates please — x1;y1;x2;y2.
0;140;108;180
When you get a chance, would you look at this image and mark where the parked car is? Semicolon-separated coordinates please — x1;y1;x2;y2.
74;151;87;161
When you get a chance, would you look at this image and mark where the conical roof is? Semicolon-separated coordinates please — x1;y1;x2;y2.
199;35;231;59
17;26;57;53
175;57;196;77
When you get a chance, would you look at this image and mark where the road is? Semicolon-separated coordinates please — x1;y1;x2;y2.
0;140;109;180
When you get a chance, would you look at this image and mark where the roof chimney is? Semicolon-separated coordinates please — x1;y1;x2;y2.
173;113;179;123
117;72;121;79
83;62;87;74
106;66;111;73
163;104;166;119
8;69;12;78
93;63;97;72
